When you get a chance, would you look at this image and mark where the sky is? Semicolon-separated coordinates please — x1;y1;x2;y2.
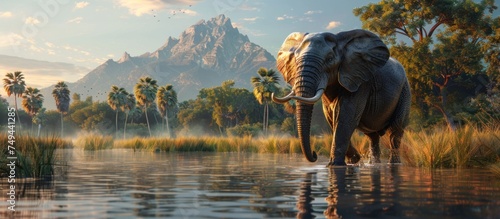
0;0;378;95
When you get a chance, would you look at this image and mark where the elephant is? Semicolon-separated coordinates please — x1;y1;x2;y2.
272;29;411;166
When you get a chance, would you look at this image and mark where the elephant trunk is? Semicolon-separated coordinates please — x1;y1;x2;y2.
296;100;318;162
294;66;326;162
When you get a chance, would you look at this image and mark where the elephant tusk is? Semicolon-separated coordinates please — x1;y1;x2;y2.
271;90;295;104
292;88;325;104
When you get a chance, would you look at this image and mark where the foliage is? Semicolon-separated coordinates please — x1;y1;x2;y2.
354;0;500;130
226;123;262;137
52;81;70;137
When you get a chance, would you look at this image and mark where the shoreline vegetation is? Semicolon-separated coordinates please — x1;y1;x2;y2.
2;125;498;178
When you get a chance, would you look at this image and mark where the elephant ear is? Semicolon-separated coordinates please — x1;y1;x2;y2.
277;32;308;84
336;29;389;92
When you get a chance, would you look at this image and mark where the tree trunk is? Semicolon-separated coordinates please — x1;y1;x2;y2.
60;112;64;138
165;108;170;138
439;86;457;131
123;112;129;139
37;124;41;137
144;106;151;137
14;96;22;130
115;110;119;138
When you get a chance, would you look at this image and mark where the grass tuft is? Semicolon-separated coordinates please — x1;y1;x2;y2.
74;133;114;150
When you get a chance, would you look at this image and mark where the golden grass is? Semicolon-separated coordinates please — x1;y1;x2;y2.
74;133;114;150
402;126;500;169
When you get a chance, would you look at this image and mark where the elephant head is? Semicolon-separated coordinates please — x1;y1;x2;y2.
272;30;389;162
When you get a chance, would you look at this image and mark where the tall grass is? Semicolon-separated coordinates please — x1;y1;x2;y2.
0;134;71;178
74;133;114;150
402;126;500;168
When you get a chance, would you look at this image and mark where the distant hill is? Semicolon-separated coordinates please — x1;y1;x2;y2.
40;14;277;109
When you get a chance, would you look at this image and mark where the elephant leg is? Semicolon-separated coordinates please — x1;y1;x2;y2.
388;82;410;164
366;132;381;164
346;141;361;164
388;130;403;163
327;98;363;167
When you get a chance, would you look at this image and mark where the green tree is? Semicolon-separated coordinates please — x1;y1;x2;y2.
134;76;158;137
107;85;128;137
122;93;136;139
21;87;44;133
251;68;280;134
156;84;177;137
3;71;26;129
354;0;499;130
52;81;70;137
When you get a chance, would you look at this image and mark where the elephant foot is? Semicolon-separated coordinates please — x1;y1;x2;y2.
368;155;381;164
327;158;347;167
347;153;361;164
388;150;401;164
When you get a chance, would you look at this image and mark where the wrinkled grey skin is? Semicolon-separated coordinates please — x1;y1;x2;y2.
272;30;410;166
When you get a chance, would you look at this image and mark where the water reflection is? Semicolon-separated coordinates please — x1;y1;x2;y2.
0;150;499;218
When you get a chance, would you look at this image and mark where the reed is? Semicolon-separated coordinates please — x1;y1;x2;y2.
401;126;500;168
0;134;71;178
74;133;114;150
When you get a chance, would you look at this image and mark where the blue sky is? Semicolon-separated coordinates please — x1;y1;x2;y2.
0;0;379;69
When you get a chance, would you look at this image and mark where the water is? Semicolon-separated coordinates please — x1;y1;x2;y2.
1;149;499;219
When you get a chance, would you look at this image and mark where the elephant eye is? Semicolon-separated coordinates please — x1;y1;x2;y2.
326;57;334;63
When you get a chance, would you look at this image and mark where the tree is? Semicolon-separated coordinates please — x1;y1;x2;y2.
107;85;128;138
156;84;177;137
134;76;158;137
22;87;44;133
251;68;280;134
33;108;47;137
121;93;136;139
3;71;26;130
354;0;499;130
52;81;70;137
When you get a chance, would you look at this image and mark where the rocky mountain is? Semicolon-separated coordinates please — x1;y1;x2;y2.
41;14;276;108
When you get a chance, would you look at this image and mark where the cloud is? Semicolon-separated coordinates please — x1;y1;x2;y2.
45;42;54;48
67;17;83;24
0;11;12;18
305;10;322;15
116;0;201;16
240;4;258;11
277;14;294;21
0;33;24;48
25;17;40;25
75;1;89;9
326;21;341;30
232;22;243;29
182;9;197;16
243;17;259;22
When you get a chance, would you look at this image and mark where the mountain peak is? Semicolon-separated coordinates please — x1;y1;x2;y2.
118;52;131;63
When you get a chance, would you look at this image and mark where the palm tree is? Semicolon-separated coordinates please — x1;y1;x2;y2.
22;87;44;134
107;85;128;137
156;84;177;138
33;108;46;137
134;76;158;137
121;93;136;139
52;81;70;137
251;67;280;134
3;71;26;129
